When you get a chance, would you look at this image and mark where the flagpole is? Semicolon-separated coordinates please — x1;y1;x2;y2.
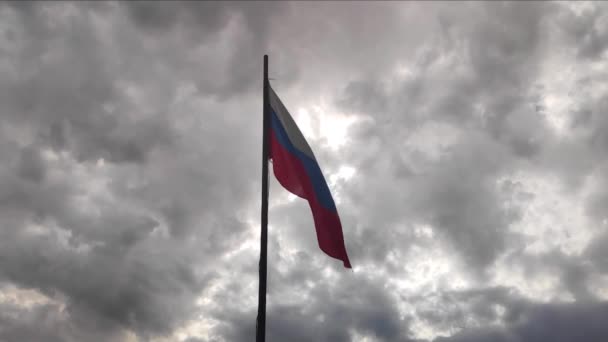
256;54;270;342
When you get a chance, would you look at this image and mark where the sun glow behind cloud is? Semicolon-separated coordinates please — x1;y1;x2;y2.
296;103;359;150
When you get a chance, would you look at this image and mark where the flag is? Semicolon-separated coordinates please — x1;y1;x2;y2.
268;86;352;268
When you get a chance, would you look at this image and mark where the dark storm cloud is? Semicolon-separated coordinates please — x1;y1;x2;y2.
579;96;608;226
0;215;210;336
586;229;608;268
216;263;412;342
0;302;65;342
409;286;523;334
0;298;138;342
0;301;79;342
16;144;46;183
515;250;596;302
436;301;608;342
406;286;608;342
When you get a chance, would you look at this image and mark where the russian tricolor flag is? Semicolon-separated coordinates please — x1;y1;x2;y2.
268;86;352;268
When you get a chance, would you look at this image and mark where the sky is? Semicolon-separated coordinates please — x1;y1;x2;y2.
0;1;608;341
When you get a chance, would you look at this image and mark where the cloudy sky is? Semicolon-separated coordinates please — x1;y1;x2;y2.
1;1;608;341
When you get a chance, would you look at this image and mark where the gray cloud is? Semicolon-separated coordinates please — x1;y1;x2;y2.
1;1;608;342
122;1;290;100
556;2;608;60
330;1;554;273
0;1;256;339
1;1;175;165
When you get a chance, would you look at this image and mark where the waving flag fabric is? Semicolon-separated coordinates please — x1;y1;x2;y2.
268;86;351;268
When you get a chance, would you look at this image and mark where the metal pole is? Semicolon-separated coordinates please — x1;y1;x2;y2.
256;54;270;342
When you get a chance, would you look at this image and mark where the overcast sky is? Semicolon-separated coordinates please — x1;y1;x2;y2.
1;1;608;341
